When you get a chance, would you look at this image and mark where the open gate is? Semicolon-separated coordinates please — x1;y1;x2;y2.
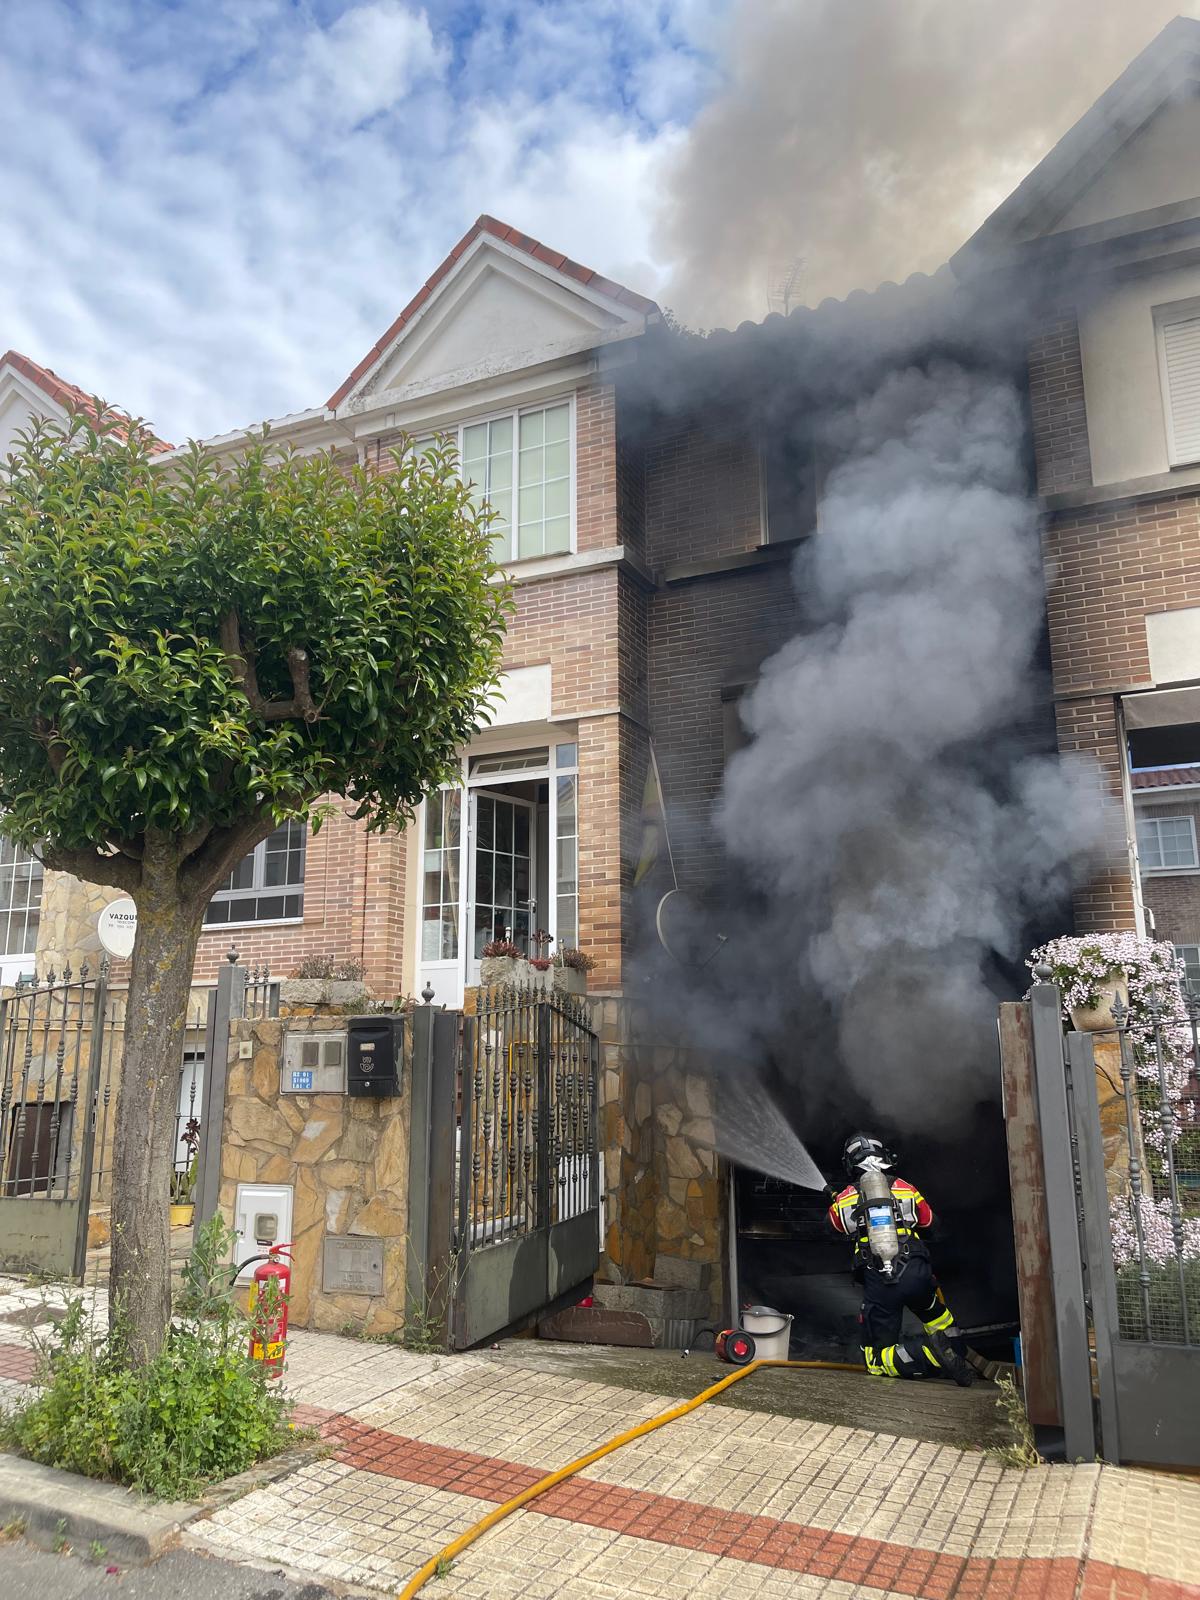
406;986;600;1350
1001;971;1200;1467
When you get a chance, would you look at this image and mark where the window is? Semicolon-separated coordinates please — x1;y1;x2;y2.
204;821;306;925
555;742;579;950
761;431;820;543
1136;812;1199;871
1156;308;1200;467
409;402;572;564
422;789;462;961
1175;945;1200;991
0;838;42;956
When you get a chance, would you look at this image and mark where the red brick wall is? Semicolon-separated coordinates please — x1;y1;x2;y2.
647;563;800;887
643;408;763;568
191;800;408;998
576;382;618;555
1028;316;1093;496
1051;695;1136;931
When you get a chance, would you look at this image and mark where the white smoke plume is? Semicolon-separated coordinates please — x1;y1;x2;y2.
717;361;1109;1128
658;1;1196;327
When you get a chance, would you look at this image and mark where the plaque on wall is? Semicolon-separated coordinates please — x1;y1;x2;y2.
322;1235;384;1296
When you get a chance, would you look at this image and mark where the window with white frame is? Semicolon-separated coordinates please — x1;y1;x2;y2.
204;821;306;925
1136;811;1199;871
554;742;579;950
409;401;573;564
0;838;42;956
1175;944;1200;991
1156;307;1200;467
422;789;462;961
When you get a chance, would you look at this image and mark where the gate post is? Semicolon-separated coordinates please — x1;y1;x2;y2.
71;962;110;1282
1029;971;1096;1460
1066;1029;1122;1461
193;953;243;1230
406;1005;458;1346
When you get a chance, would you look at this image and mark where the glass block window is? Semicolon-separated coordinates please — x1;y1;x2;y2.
1137;812;1199;871
422;789;462;961
204;821;306;925
0;838;42;956
555;742;579;951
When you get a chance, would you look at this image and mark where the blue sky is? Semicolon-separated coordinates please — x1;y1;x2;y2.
1;1;1191;443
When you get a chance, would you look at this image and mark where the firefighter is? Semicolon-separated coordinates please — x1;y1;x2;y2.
826;1132;974;1386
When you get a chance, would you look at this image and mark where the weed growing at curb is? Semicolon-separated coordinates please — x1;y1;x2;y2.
1;1516;26;1542
989;1376;1044;1468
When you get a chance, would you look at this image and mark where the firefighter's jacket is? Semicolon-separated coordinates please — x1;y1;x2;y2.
827;1176;934;1264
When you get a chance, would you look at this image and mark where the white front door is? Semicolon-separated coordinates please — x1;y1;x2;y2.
467;790;537;985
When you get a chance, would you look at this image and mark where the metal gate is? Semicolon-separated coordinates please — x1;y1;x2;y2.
1010;971;1200;1466
0;959;262;1283
453;985;599;1347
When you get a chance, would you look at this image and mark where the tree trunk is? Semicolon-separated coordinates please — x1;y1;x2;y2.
109;851;204;1367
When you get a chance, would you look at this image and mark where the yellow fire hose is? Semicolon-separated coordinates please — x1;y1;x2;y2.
396;1358;863;1599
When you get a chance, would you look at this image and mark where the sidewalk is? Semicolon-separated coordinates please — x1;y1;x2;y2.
2;1277;1197;1599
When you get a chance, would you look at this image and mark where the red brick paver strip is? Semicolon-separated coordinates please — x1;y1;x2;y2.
302;1405;1200;1600
0;1345;36;1382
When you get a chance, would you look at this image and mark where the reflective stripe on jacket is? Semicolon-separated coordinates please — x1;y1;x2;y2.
827;1177;934;1250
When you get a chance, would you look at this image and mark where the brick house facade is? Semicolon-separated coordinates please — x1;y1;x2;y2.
954;16;1200;947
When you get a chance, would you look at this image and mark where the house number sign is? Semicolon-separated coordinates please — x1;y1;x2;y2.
322;1236;384;1296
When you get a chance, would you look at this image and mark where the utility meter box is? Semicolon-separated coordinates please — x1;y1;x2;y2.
346;1015;404;1097
281;1031;347;1095
233;1182;293;1280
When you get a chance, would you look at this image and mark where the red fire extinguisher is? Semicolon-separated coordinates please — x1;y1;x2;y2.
247;1243;292;1379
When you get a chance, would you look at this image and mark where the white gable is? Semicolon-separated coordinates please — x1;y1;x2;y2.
348;234;645;409
0;365;68;458
1047;90;1200;235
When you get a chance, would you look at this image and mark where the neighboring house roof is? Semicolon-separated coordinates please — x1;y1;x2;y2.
1132;766;1200;790
326;213;660;409
0;348;172;452
953;15;1200;267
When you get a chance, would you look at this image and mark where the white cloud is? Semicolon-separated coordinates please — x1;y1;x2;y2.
0;0;710;442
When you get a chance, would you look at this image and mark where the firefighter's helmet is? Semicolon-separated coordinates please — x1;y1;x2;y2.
842;1132;895;1179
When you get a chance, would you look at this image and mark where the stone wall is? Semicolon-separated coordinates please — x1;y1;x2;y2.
219;1014;410;1335
594;995;728;1322
35;871;125;977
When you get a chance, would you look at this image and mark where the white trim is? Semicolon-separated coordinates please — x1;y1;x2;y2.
198;918;305;935
1154;297;1200;469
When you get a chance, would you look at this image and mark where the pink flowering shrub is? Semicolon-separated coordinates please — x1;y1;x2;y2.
1110;1192;1200;1267
1027;932;1192;1102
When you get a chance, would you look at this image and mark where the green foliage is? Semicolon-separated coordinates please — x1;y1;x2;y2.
989;1377;1043;1468
1116;1257;1200;1342
0;412;509;872
2;1218;294;1499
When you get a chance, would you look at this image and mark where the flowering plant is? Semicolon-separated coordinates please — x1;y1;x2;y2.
1110;1192;1200;1267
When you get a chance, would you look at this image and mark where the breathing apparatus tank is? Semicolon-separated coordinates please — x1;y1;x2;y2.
858;1160;902;1276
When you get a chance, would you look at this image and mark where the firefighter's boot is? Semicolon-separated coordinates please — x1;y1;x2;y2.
928;1329;974;1387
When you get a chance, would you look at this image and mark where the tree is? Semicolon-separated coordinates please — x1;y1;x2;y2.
0;411;509;1364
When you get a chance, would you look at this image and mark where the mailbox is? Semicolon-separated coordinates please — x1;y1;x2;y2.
346;1014;404;1097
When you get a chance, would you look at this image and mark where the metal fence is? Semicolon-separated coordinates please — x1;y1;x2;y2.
1106;988;1200;1347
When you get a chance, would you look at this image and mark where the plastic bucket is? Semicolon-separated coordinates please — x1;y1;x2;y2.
740;1305;793;1360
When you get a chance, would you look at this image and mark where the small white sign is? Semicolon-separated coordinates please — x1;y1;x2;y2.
97;898;138;960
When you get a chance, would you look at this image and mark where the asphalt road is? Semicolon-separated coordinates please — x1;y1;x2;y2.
0;1540;342;1599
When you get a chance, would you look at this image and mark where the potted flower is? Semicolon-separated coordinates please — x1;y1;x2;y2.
552;947;596;996
281;957;369;1012
1028;932;1186;1042
170;1117;200;1227
478;939;530;989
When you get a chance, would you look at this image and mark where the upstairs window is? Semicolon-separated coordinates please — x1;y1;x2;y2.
0;838;42;956
1156;307;1200;467
463;401;572;563
1136;811;1199;872
205;821;306;926
761;431;820;543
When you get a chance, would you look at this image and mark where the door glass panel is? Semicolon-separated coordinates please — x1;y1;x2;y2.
472;795;534;960
556;774;579;951
420;790;461;961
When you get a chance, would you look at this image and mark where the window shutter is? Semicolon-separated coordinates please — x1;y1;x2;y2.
1162;314;1200;466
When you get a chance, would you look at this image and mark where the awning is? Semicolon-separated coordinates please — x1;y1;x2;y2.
1122;686;1200;729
